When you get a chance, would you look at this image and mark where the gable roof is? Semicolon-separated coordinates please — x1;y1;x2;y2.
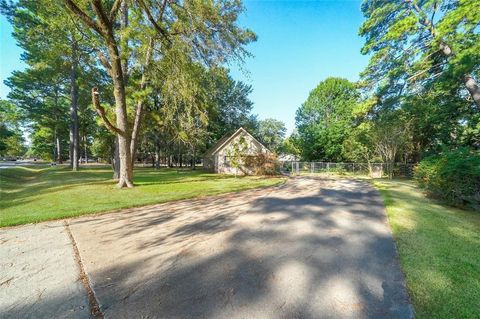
204;127;269;157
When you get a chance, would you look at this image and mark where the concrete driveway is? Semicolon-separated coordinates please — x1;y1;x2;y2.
1;177;413;319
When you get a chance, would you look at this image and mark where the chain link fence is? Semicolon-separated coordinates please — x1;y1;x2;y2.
281;161;416;178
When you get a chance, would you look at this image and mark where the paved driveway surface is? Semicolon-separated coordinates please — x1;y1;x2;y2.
1;177;414;319
0;222;90;318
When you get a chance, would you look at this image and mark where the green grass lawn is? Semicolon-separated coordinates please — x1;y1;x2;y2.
0;166;285;227
373;179;480;319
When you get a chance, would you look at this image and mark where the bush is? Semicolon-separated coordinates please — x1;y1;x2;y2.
244;152;280;175
414;148;480;210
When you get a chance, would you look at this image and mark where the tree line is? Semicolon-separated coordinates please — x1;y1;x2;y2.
285;0;479;179
1;0;477;196
0;0;287;188
286;0;479;208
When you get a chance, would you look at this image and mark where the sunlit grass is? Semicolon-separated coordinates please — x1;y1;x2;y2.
0;166;285;227
373;179;480;319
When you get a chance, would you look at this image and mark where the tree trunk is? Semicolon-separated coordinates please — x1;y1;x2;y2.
130;99;144;167
113;136;120;179
108;6;133;188
155;144;160;169
56;134;62;164
84;134;88;163
69;136;73;166
53;88;62;164
69;39;80;171
65;0;134;187
110;54;133;187
117;131;133;188
120;0;129;83
53;130;58;163
130;38;153;167
464;75;480;110
192;147;196;170
440;43;480;110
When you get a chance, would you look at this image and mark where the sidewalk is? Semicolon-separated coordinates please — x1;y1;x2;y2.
0;222;90;319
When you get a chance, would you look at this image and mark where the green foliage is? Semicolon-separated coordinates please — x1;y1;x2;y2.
372;110;410;178
2;0;259;171
226;135;249;175
1;132;27;157
0;124;13;154
1;0;105;162
244;152;280;175
360;0;480;91
358;0;480;165
295;77;359;161
205;69;258;143
342;122;376;163
0;100;26;157
279;131;302;158
255;118;286;153
90;127;115;162
415;148;480;210
28;126;56;161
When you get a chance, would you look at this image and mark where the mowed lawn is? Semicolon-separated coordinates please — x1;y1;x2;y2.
374;179;480;319
0;166;285;227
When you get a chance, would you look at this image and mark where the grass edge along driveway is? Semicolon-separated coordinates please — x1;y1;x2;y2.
373;179;480;319
0;166;285;227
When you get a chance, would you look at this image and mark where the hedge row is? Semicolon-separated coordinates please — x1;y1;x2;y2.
414;148;480;211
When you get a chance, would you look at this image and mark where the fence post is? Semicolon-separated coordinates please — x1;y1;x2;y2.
296;161;299;175
312;162;315;174
327;162;330;174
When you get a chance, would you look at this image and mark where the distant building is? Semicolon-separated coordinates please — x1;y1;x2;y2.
203;127;270;174
277;154;298;162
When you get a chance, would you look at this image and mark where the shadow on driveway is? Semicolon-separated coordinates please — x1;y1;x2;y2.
4;177;414;319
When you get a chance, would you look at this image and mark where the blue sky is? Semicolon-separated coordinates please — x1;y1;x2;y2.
230;0;368;133
0;15;25;98
0;0;368;134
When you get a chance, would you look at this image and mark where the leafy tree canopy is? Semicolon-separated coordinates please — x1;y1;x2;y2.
255;118;286;153
359;0;480;110
295;77;359;161
0;99;27;157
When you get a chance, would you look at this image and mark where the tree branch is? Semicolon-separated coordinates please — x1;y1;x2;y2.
91;0;113;35
406;61;447;82
137;0;171;44
158;0;168;21
109;0;123;21
405;0;436;37
63;0;105;36
91;87;122;135
404;1;453;57
97;51;112;72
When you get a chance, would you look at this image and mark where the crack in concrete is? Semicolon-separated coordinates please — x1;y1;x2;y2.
64;221;104;319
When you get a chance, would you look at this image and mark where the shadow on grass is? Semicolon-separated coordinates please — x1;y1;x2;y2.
374;179;480;319
0;167;283;228
0;167;113;210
